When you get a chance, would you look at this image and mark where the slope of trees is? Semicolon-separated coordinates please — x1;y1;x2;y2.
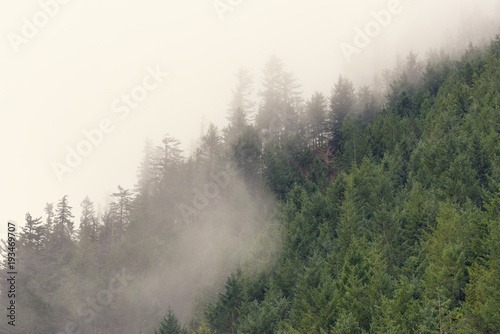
1;32;500;334
197;33;500;334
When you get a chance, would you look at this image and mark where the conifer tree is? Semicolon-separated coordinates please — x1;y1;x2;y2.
22;212;43;250
54;195;74;245
155;307;187;334
305;92;328;150
79;196;97;242
329;76;356;149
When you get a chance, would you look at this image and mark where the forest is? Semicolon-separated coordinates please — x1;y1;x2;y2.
2;31;500;334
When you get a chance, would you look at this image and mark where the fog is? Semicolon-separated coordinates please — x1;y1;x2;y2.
1;1;499;230
1;0;499;332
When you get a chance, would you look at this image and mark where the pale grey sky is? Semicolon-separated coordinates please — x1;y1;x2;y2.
1;0;499;238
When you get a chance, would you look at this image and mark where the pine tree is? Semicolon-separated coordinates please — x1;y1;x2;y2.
54;195;74;246
256;55;301;141
329;76;356;149
43;202;55;234
110;186;133;243
225;107;248;147
151;135;185;227
155;307;186;334
334;240;391;331
334;173;364;268
199;123;224;176
305;92;328;150
154;134;184;192
99;209;115;253
357;85;377;123
22;212;43;250
405;50;423;86
79;196;98;242
206;269;246;334
231;125;262;186
464;192;500;332
423;201;480;329
136;139;156;200
228;67;255;123
282;253;335;332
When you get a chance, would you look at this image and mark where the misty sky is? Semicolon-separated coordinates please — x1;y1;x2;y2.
1;0;499;239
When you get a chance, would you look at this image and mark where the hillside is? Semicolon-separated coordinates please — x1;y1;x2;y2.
2;33;500;334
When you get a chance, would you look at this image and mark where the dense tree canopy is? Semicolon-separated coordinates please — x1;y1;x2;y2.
2;33;500;334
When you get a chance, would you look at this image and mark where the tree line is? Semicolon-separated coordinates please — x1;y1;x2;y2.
2;32;500;333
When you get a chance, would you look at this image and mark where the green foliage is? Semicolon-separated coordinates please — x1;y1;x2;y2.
7;33;500;334
329;75;356;149
206;269;247;333
155;307;187;334
237;288;290;333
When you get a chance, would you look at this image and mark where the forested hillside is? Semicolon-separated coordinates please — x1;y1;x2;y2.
2;33;500;334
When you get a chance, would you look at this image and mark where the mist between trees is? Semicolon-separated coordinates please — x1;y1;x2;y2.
2;28;500;333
